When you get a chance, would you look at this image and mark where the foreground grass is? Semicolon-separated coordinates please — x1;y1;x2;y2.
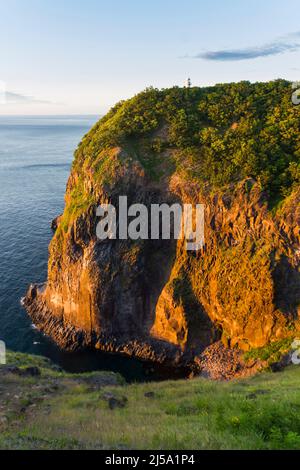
1;352;300;450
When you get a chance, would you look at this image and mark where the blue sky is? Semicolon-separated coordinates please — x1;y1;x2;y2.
0;0;300;114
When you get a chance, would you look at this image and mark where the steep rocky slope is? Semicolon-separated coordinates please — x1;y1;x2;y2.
24;81;300;375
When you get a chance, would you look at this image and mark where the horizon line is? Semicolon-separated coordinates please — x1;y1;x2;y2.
0;113;101;117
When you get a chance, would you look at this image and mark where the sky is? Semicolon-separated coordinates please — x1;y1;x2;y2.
0;0;300;115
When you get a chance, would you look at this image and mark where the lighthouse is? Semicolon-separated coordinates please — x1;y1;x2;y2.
185;78;192;88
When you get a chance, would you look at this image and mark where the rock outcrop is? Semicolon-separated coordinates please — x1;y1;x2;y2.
50;214;62;232
24;83;300;375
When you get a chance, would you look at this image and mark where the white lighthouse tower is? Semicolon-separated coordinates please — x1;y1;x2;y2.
184;78;192;88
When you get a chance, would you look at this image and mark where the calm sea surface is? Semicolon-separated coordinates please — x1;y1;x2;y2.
0;115;149;381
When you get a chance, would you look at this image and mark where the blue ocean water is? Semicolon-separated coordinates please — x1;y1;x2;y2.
0;115;149;380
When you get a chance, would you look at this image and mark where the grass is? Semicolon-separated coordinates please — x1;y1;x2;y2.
1;351;300;450
244;338;293;364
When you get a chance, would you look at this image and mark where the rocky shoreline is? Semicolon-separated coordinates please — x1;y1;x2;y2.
24;284;189;366
24;283;267;380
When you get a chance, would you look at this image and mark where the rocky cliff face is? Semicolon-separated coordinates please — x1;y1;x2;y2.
24;83;300;375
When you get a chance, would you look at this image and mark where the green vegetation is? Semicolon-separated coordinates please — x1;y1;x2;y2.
1;351;300;450
57;177;96;238
4;351;124;383
244;338;293;365
55;80;300;239
74;80;300;202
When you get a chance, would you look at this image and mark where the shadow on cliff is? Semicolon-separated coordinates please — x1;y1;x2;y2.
273;254;300;319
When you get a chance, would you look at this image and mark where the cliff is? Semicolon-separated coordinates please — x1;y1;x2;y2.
24;81;300;376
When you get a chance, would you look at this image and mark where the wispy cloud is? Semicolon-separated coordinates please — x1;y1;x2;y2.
191;32;300;62
3;91;53;105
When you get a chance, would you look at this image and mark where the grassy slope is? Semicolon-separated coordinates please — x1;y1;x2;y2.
1;351;300;450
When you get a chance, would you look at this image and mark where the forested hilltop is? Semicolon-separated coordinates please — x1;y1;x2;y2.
75;80;300;204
